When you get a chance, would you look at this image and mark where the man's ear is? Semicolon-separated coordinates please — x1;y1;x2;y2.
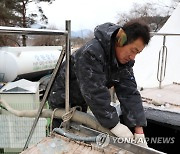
116;28;127;47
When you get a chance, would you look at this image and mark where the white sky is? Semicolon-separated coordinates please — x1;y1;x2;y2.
31;0;172;31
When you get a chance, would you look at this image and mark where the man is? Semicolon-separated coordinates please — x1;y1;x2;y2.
48;20;150;147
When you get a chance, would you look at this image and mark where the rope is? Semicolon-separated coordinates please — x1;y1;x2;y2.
62;107;77;122
50;106;81;134
50;108;59;133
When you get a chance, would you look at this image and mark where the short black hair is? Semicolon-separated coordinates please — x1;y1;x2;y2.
122;20;150;45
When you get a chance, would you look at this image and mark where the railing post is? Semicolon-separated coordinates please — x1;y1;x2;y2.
157;35;168;89
65;20;71;128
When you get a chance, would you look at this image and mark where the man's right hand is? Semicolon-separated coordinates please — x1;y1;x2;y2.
110;122;134;138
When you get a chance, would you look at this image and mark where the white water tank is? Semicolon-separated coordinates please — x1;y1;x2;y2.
0;46;62;82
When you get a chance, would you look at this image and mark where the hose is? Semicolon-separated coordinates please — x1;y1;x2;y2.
0;99;113;135
53;127;96;142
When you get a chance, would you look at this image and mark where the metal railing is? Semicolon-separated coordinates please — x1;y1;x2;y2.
150;32;180;89
0;20;71;149
0;26;68;35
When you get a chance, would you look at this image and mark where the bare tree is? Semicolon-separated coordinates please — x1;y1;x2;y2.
32;35;65;46
31;26;65;46
71;31;94;48
117;2;171;32
18;0;55;46
158;0;180;10
84;31;94;43
0;0;55;46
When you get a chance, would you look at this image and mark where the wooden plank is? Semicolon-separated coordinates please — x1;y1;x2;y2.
21;134;128;154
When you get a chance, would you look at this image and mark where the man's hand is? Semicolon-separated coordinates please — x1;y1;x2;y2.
110;122;133;138
134;133;148;147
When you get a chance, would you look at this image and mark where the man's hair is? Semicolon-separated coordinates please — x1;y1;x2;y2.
122;20;150;45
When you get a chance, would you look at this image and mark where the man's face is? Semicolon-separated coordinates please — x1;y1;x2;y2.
115;37;145;64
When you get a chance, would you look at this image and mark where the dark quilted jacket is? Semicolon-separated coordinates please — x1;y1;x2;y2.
48;22;147;129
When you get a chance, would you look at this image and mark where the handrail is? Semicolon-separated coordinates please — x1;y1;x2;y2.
0;26;68;35
150;32;180;36
150;32;180;88
157;36;168;89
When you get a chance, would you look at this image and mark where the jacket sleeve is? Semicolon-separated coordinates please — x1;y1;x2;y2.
114;65;147;128
74;50;119;129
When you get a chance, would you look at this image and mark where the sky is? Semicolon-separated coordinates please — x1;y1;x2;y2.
29;0;172;31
